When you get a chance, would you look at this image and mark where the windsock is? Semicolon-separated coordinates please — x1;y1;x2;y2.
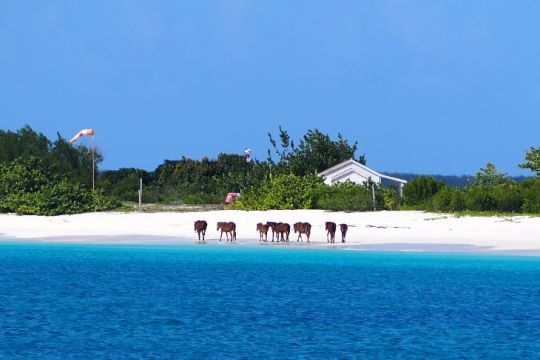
69;129;94;143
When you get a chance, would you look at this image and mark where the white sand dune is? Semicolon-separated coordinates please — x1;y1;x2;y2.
0;210;539;252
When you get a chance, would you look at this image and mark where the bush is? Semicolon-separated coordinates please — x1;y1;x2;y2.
494;184;523;213
317;182;374;212
0;182;119;216
91;189;121;212
430;187;465;212
378;186;402;210
463;186;498;212
0;156;50;197
231;174;324;210
521;178;540;213
0;157;120;215
403;176;445;207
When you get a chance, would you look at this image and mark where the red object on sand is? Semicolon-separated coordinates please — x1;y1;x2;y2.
224;193;241;204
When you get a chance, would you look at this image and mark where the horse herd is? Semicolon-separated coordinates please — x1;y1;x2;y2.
194;220;348;244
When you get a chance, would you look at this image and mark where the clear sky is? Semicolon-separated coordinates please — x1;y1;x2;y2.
1;1;538;175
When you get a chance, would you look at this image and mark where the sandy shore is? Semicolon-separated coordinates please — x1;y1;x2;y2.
0;210;539;252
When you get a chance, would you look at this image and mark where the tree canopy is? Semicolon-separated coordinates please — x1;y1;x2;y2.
267;127;365;176
469;162;509;187
519;147;540;177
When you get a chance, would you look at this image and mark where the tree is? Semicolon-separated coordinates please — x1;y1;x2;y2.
469;162;509;187
519;147;540;177
0;125;50;163
50;133;102;188
267;127;365;176
267;126;295;173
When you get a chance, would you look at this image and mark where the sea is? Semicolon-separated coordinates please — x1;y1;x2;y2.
1;242;540;359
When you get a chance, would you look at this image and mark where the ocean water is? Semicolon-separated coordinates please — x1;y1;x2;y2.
1;243;540;359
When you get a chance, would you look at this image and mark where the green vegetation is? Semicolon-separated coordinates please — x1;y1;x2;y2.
231;174;324;210
403;176;445;208
401;162;540;214
0;125;537;215
520;147;540;177
0;128;118;215
316;181;374;212
267;127;365;175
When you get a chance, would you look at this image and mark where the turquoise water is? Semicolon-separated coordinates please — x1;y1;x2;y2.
1;243;540;359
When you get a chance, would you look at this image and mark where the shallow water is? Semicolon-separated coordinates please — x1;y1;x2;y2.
1;242;540;359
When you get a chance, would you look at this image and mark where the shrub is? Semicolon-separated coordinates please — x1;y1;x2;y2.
91;189;121;212
403;176;445;206
0;156;50;197
231;174;324;210
521;178;540;213
464;186;498;212
316;182;374;212
0;182;119;216
494;184;523;213
430;187;465;212
378;186;402;210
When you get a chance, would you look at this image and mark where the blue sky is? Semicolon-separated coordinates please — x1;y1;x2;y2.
1;1;538;175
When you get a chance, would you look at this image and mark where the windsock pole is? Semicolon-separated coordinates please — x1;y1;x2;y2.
69;129;95;190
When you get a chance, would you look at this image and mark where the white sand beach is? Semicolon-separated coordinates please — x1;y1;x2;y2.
0;210;539;252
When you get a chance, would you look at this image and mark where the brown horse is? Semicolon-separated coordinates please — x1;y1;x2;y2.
340;224;348;243
274;222;291;242
325;222;337;243
293;222;311;242
256;223;269;242
266;221;278;241
194;220;208;241
217;221;236;242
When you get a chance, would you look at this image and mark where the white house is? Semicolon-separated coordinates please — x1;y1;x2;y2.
318;159;407;196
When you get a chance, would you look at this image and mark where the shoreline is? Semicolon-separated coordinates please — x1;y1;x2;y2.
1;210;539;255
3;237;540;257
